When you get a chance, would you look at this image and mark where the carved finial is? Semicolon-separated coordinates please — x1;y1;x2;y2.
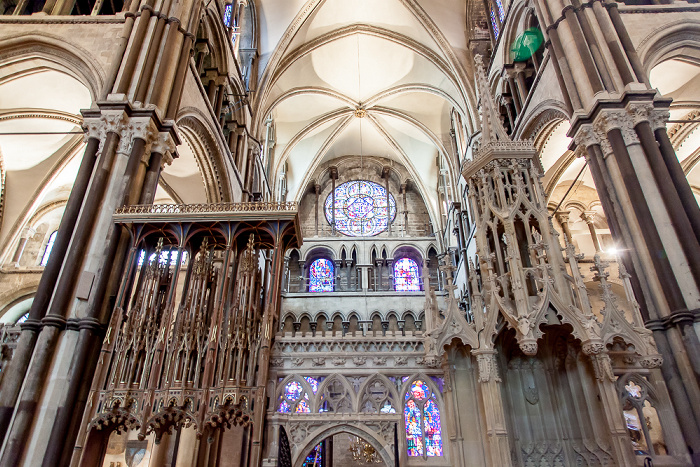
474;54;511;144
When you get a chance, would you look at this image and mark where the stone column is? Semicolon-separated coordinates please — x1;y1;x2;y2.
536;0;700;455
383;166;392;236
473;350;511;465
329;166;338;235
580;211;601;253
554;210;573;246
582;343;636;465
11;227;35;266
314;182;321;237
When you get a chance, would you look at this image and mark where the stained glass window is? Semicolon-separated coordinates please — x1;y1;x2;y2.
40;231;57;267
223;3;232;27
324;180;396;237
305;376;320;394
405;380;443;458
302;443;323;467
277;380;311;413
394;258;420;291
495;0;505;22
309;259;334;292
490;6;500;39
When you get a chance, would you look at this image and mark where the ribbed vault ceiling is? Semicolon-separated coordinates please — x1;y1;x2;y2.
255;0;474;220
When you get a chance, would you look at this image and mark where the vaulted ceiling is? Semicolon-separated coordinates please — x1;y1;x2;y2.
253;0;477;219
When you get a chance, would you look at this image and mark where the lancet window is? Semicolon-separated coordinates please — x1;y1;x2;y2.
404;380;443;457
620;378;668;456
394;257;420;291
324;180;396;237
39;230;57;266
309;258;334;292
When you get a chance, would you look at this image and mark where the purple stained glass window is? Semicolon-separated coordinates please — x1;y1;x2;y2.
405;399;423;456
490;6;500;38
394;258;420;291
324;180;396;237
223;3;232;27
309;259;334;292
424;399;443;456
405;380;443;457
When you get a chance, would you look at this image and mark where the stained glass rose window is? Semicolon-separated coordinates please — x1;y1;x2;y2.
324;180;396;237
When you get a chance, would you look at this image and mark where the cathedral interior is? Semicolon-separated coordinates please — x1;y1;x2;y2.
0;0;699;466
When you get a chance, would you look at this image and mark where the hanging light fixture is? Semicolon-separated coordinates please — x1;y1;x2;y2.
348;436;382;464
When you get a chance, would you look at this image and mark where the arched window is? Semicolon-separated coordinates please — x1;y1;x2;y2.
620;378;667;456
324;180;396;237
40;231;58;267
394;257;421;291
277;379;315;413
405;380;443;457
309;258;334;292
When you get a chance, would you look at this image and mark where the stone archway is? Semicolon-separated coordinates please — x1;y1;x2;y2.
292;423;393;467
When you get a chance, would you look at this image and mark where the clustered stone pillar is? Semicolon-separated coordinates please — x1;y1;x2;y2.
535;0;700;458
0;0;201;463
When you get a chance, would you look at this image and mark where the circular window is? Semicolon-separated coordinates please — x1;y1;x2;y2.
324;180;396;237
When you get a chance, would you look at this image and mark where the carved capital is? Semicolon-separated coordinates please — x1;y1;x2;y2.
151;131;177;166
581;340;605;355
650;109;671;131
594;110;639;147
626;102;654;127
573;124;599;148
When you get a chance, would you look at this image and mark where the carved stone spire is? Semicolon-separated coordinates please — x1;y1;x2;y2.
474;54;510;145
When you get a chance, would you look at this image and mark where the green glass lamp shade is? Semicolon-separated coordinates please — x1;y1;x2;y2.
511;28;544;62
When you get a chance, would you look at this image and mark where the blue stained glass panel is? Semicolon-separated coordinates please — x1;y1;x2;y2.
490;6;500;38
309;259;334;292
278;399;290;413
285;381;303;400
405;399;424;456
424;399;443;456
304;377;319;394
324;180;396;237
223;4;232;27
302;443;322;467
394;257;420;291
496;0;505;22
